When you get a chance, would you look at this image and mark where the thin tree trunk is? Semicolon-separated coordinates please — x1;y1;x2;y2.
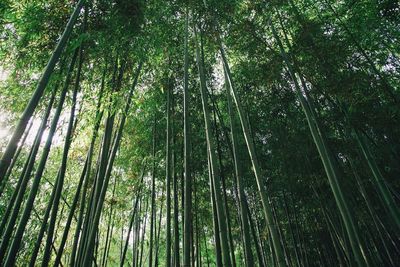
172;91;180;267
225;70;254;267
165;77;172;267
195;26;231;267
0;84;58;238
350;159;396;266
68;78;105;266
1;50;79;266
41;43;84;267
54;65;105;266
155;187;165;267
0;118;34;197
0;0;85;179
120;165;146;266
81;62;142;266
244;196;266;267
101;178;117;267
139;192;149;267
353;130;400;232
28;169;61;266
211;91;237;267
269;20;369;267
149;115;157;267
220;44;286;267
208;156;223;267
183;6;192;267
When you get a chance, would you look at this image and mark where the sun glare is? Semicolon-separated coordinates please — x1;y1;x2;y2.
0;66;10;82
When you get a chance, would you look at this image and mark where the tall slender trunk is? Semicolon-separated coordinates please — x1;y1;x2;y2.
81;62;142;266
269;20;369;267
68;68;106;266
77;107;115;265
0;119;34;198
54;66;105;267
195;26;231;267
133;198;142;267
183;6;192;267
1;50;79;266
208;156;223;267
120;165;146;266
245;197;266;267
53;153;88;267
353;130;400;232
225;70;254;267
28;169;61;266
149;115;157;267
211;90;237;267
282;191;301;267
172;91;180;267
165;77;172;267
0;0;85;179
41;43;84;266
0;84;58;238
139;192;150;267
155;186;165;267
350;159;396;266
102;178;117;267
220;44;286;267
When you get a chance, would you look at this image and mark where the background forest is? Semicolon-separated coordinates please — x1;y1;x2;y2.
0;0;399;266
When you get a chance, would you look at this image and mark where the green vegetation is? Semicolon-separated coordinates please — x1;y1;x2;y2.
0;0;399;266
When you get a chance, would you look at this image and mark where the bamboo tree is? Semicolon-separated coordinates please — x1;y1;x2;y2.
244;196;266;267
1;50;79;265
53;154;88;267
269;19;369;267
101;177;117;267
353;130;400;232
193;182;201;267
220;44;286;267
276;5;400;234
0;85;58;238
67;66;106;267
81;62;142;266
225;70;254;267
120;164;146;266
349;159;396;266
211;89;237;267
201;220;211;267
0;56;65;234
133;198;142;267
54;81;105;266
75;59;123;265
195;26;232;267
28;168;61;267
86;59;124;229
0;0;86;180
183;6;192;267
165;77;172;267
208;156;223;267
149;114;157;267
172;91;180;267
282;191;301;267
41;43;84;267
155;186;165;267
0;119;34;197
139;191;150;267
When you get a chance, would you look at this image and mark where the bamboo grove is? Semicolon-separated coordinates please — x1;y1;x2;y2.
0;0;399;266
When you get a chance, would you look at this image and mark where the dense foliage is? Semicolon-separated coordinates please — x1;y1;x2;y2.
0;0;399;266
